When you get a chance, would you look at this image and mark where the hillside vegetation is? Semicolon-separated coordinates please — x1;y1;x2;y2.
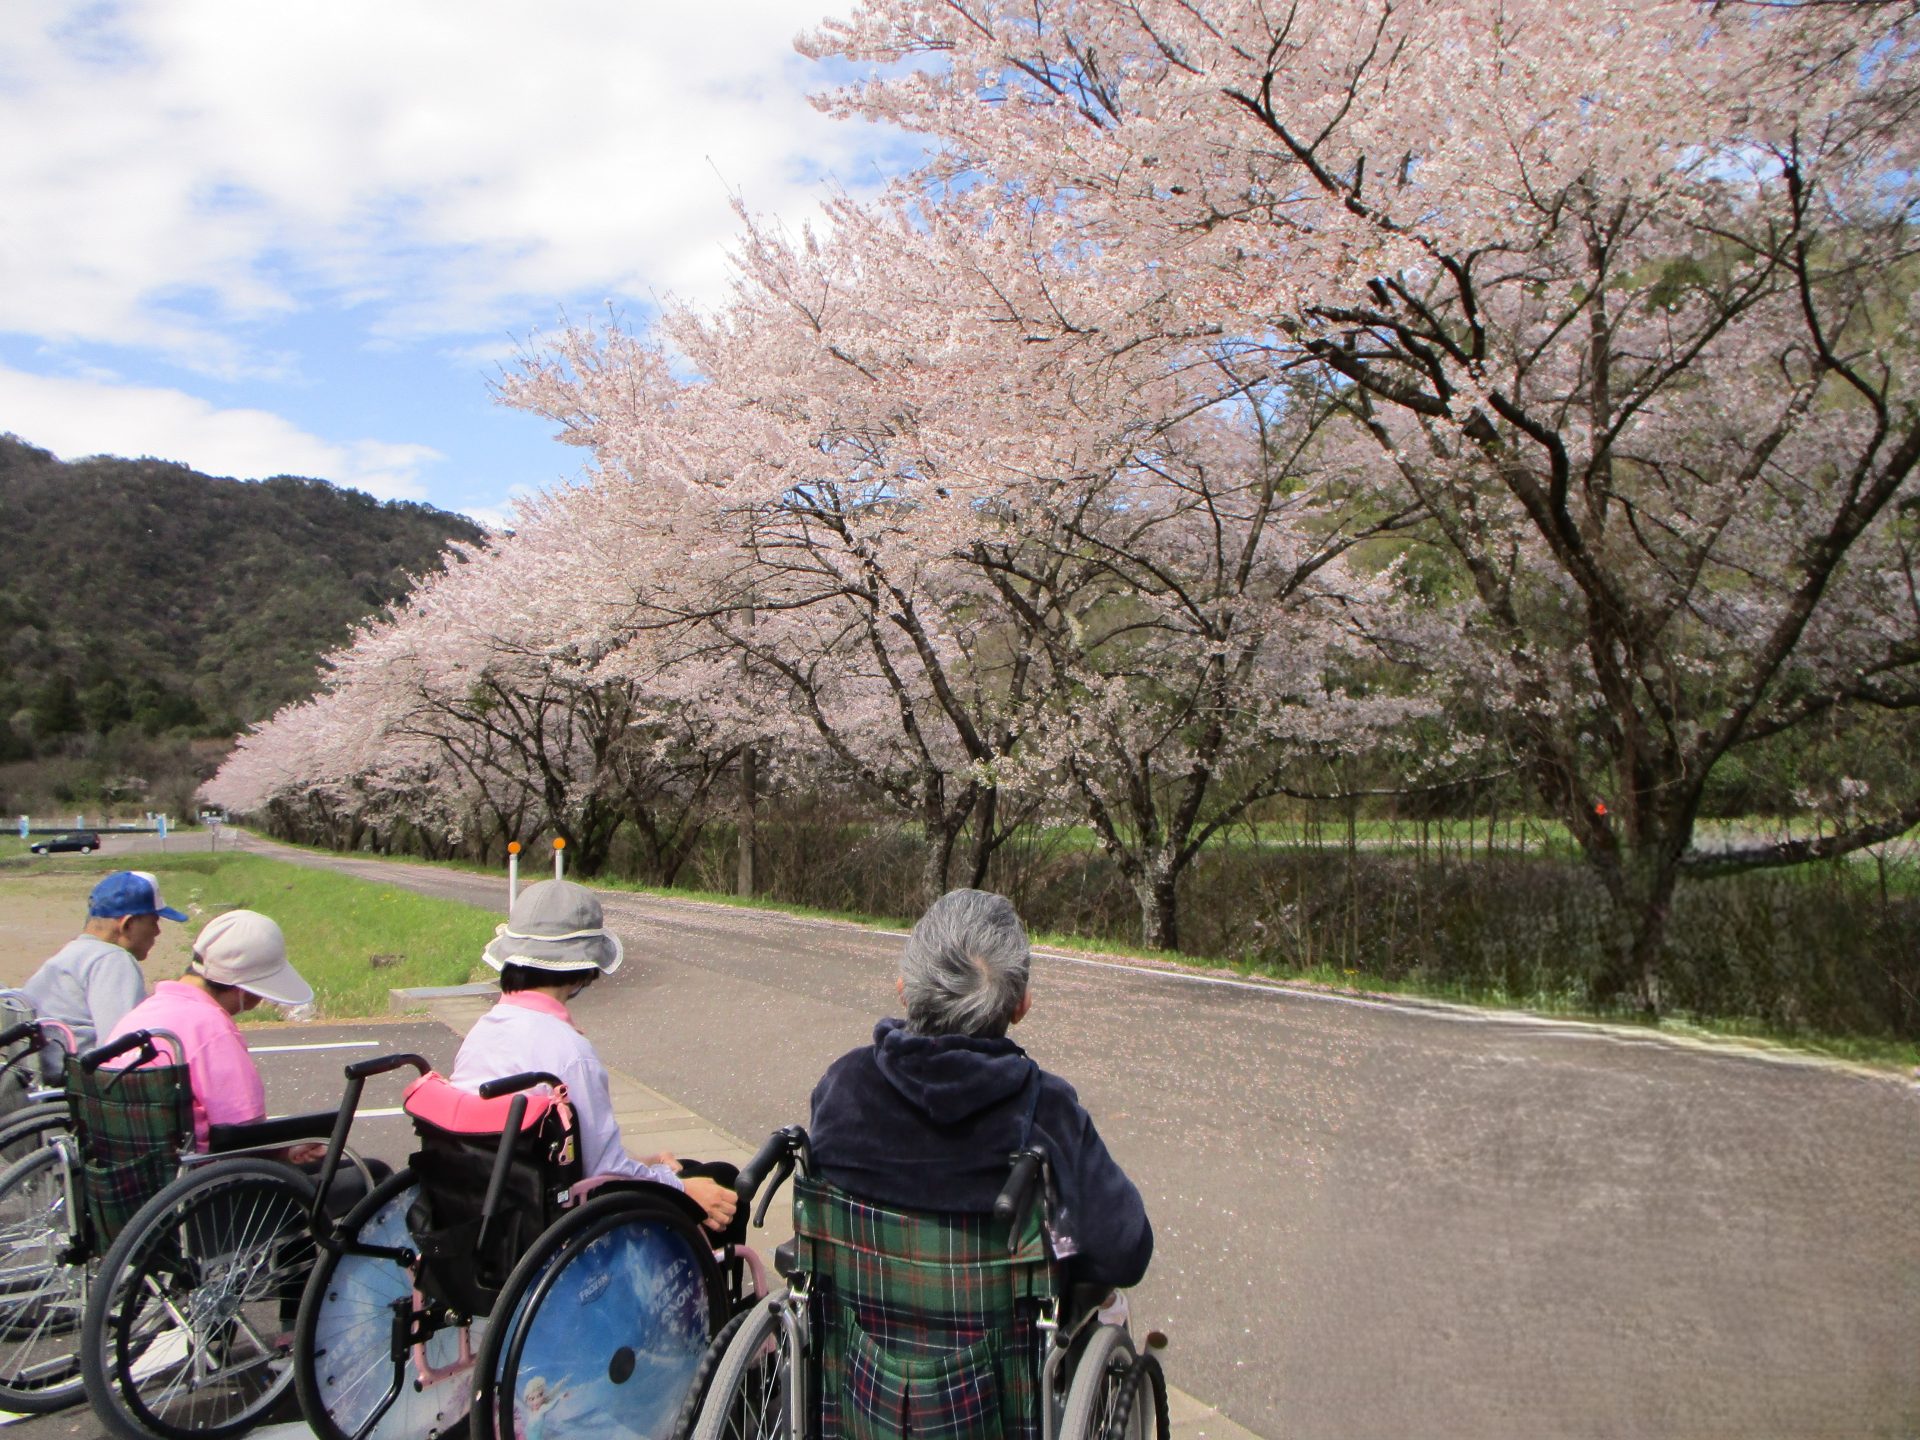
0;433;485;809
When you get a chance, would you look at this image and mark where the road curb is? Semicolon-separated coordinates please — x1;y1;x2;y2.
388;979;496;1014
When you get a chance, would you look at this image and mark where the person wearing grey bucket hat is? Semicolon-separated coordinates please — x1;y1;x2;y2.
478;878;625;976
450;881;738;1235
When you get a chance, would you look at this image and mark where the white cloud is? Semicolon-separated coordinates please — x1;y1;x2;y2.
0;0;896;373
0;366;441;500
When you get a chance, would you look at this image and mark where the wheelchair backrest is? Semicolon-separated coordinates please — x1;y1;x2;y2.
65;1040;193;1251
400;1072;583;1317
792;1176;1059;1440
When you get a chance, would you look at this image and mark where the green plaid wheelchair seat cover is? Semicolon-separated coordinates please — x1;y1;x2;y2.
793;1176;1057;1440
65;1050;194;1248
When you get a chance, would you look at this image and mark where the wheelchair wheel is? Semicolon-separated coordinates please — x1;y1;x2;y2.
667;1304;758;1440
688;1293;801;1440
1060;1325;1154;1440
0;1100;69;1170
471;1189;724;1440
0;1143;90;1412
81;1157;317;1440
296;1167;486;1440
1098;1349;1169;1440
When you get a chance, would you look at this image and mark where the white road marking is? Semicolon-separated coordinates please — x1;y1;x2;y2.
248;1041;383;1054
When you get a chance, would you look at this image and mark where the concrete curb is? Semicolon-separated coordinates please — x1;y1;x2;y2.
388;980;496;1014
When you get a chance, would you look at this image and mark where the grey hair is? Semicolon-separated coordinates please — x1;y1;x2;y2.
900;889;1031;1038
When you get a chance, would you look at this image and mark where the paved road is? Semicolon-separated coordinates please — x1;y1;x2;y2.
200;834;1916;1440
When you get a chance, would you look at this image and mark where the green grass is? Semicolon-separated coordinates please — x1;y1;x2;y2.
3;850;496;1021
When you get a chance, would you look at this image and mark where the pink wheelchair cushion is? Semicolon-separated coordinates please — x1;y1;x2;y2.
402;1072;562;1134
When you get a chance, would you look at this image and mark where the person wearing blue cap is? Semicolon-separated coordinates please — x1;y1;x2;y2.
22;870;188;1075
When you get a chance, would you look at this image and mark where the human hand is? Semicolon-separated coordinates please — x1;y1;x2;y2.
681;1176;738;1232
284;1142;327;1167
640;1152;684;1173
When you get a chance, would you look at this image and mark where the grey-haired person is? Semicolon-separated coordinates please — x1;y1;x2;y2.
807;888;1153;1292
449;879;738;1234
23;870;188;1075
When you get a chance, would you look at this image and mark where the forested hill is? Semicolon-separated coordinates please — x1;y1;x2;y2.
0;434;486;758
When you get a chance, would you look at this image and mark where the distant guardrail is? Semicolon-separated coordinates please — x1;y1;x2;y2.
20;827;173;836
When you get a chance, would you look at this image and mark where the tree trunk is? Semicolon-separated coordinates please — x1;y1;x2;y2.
921;821;959;908
1591;848;1680;1016
737;744;757;897
1134;856;1180;952
964;786;1000;890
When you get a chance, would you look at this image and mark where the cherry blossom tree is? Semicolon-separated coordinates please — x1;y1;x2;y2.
211;493;748;879
806;0;1920;1008
978;379;1430;949
500;190;1435;934
501;217;1069;905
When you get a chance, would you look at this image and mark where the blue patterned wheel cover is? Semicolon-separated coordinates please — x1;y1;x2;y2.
508;1218;711;1440
309;1184;483;1440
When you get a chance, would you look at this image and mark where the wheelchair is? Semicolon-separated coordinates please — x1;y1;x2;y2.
0;998;83;1159
0;1027;342;1440
0;1013;84;1393
681;1127;1169;1440
294;1052;765;1440
0;995;80;1163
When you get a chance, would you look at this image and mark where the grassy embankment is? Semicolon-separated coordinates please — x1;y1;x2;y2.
1;850;493;1020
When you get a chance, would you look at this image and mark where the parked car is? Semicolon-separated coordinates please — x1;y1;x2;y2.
29;831;101;854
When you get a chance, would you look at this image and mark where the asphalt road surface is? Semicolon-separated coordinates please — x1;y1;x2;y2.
210;835;1918;1440
9;834;1917;1438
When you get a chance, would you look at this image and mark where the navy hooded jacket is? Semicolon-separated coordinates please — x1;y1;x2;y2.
808;1018;1153;1290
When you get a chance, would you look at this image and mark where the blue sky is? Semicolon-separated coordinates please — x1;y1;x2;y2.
0;1;916;525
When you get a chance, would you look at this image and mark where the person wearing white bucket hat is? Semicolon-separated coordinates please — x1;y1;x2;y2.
450;880;738;1234
102;909;316;1153
104;911;392;1214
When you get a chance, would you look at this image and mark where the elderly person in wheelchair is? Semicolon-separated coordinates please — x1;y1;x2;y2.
686;888;1162;1440
451;877;738;1235
810;888;1151;1295
292;878;757;1440
0;910;386;1438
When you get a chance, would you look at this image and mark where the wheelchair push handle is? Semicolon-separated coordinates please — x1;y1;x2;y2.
344;1051;431;1083
0;1021;35;1049
737;1125;811;1229
312;1052;433;1237
78;1029;167;1073
994;1147;1047;1253
478;1071;563;1100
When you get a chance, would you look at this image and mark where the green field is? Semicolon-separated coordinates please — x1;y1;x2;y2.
3;850;493;1020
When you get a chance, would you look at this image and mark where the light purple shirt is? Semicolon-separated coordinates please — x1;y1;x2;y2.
449;991;681;1190
104;981;265;1150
